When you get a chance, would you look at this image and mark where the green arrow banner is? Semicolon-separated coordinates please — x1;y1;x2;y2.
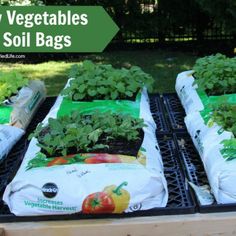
0;6;119;52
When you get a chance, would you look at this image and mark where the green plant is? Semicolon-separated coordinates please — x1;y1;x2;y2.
220;139;236;161
29;111;146;157
193;53;236;95
62;60;154;101
0;71;28;103
211;103;236;136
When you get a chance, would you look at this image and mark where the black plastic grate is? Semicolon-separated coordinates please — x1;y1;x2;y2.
149;95;170;134
163;94;186;132
163;93;184;113
149;95;165;114
157;135;179;171
0;95;196;222
174;134;208;187
157;134;193;209
174;133;236;213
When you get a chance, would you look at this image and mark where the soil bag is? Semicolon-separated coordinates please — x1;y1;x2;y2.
0;80;46;129
0;80;46;161
185;110;236;203
175;70;206;114
0;125;25;161
3;83;168;216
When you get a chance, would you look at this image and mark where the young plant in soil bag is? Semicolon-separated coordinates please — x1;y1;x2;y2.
62;60;154;101
211;103;236;136
0;71;28;104
193;53;236;96
29;111;146;167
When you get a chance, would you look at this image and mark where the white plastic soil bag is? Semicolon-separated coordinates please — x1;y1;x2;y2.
201;139;236;204
175;70;206;114
3;83;168;216
0;80;46;162
0;125;25;160
184;111;233;159
6;80;46;130
185;111;236;203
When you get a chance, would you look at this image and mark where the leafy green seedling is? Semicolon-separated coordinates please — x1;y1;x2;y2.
29;111;146;157
62;60;154;101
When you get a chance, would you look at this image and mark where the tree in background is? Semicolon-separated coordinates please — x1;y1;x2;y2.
0;0;44;5
196;0;236;35
0;0;235;42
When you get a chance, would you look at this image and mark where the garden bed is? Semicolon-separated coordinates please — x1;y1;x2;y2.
2;93;236;221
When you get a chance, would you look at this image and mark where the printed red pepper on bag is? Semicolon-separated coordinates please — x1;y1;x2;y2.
84;154;121;164
82;192;115;214
47;157;68;167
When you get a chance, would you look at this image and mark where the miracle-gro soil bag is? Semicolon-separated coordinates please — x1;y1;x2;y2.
185;110;236;203
3;84;168;216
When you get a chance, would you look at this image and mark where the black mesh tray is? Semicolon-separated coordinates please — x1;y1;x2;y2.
174;133;236;213
0;95;195;222
149;94;170;134
162;93;186;132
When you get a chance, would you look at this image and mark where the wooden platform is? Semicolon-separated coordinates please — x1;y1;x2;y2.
1;212;236;236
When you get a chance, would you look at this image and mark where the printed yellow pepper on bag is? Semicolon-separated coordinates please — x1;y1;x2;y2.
103;181;130;213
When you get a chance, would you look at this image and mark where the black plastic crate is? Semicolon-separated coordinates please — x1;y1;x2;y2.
157;134;195;212
163;93;185;113
0;96;196;222
174;133;236;213
162;94;186;132
157;135;179;171
173;133;208;187
149;94;170;134
149;94;165;114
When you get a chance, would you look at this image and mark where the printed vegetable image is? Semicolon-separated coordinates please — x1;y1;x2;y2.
82;182;130;214
0;71;28;103
193;53;236;95
103;182;130;213
82;192;115;214
83;154;136;164
29;111;145;157
62;60;154;101
26;153;138;169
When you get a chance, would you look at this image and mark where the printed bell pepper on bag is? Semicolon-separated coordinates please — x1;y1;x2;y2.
82;182;130;214
82;192;115;214
103;181;130;213
84;154;137;164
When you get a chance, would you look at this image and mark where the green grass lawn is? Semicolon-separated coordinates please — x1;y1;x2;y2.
0;50;198;96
